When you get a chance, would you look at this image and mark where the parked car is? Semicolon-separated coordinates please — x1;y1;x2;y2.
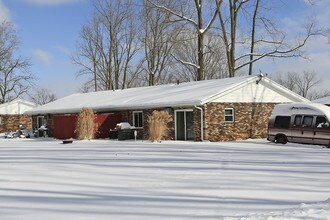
267;102;330;147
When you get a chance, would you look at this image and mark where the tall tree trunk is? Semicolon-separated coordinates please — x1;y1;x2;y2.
197;31;205;80
196;0;204;80
149;73;155;86
248;0;260;76
150;0;217;81
93;57;97;91
229;0;236;78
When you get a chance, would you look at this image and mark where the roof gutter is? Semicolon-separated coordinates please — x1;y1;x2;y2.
194;106;205;142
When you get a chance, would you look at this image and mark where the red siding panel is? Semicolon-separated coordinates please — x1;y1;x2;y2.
53;113;122;140
53;115;77;140
95;113;122;138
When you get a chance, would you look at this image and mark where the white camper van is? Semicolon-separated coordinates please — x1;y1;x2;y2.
267;103;330;147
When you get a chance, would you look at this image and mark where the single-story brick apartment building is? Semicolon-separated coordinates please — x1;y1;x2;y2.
0;99;36;133
26;75;308;141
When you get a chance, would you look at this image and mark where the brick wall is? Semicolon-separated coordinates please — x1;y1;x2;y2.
204;103;276;141
0;114;33;133
25;102;275;142
120;104;274;142
193;108;202;142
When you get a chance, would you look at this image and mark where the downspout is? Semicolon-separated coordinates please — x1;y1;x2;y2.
18;102;20;114
194;106;205;141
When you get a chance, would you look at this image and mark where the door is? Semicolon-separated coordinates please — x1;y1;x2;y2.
37;116;45;128
291;115;314;144
176;110;194;141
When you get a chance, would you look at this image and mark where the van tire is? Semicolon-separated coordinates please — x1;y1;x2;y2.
275;135;287;144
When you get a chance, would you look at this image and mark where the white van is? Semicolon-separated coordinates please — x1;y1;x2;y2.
267;103;330;147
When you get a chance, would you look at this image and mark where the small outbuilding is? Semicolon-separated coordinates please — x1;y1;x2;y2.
26;75;308;141
0;99;36;133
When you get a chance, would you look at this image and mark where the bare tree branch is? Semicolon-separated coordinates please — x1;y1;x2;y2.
147;0;199;27
216;0;321;77
0;22;34;104
29;88;57;105
272;71;321;99
147;0;218;80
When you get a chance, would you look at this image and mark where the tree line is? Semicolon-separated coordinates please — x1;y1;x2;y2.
0;0;328;105
73;0;319;92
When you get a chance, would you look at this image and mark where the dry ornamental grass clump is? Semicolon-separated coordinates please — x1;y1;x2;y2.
75;108;96;140
148;110;173;142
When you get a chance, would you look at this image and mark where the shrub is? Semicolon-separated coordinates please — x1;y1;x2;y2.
147;110;173;142
75;107;95;140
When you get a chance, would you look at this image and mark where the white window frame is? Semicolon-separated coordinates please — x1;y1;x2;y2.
133;111;143;128
224;108;234;122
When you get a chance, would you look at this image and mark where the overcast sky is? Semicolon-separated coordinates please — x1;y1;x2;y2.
0;0;329;98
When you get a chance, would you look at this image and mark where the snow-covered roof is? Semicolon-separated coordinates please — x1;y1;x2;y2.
0;99;37;115
271;102;330;120
26;75;308;115
312;96;330;105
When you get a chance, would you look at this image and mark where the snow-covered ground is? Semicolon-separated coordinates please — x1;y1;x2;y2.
0;137;329;220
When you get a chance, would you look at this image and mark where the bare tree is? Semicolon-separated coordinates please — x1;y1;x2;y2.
0;21;34;104
73;0;140;91
30;88;57;105
309;89;330;101
173;29;228;81
148;0;218;81
215;0;320;77
273;72;298;92
273;71;322;100
95;0;140;90
73;16;102;92
141;0;176;86
295;71;321;99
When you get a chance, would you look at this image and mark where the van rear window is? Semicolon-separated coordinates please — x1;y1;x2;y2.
274;116;291;128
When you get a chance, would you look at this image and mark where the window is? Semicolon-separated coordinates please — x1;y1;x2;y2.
315;116;329;129
274;116;291;129
302;116;313;127
0;116;2;125
293;115;302;126
224;108;234;122
133;111;143;128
